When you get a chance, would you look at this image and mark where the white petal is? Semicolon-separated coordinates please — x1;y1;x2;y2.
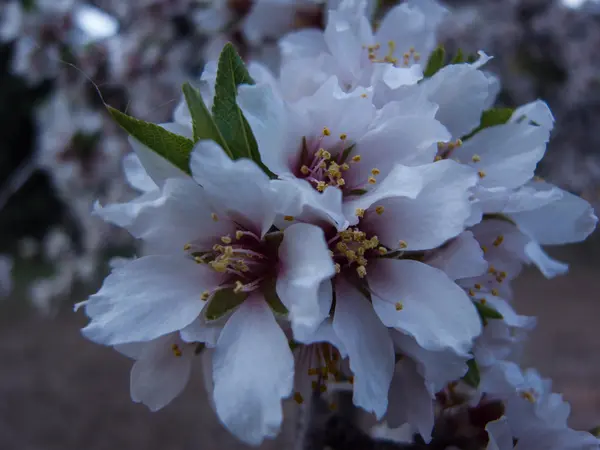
130;334;192;411
509;187;597;245
81;256;220;345
510;100;554;130
122;153;157;193
332;277;394;418
277;223;335;335
212;296;293;445
485;418;513;450
458;121;549;190
237;83;293;176
425;231;488;280
93;189;162;231
179;316;223;348
524;241;568;278
369;259;481;355
190;140;277;237
386;358;435;442
128;178;235;255
279;29;327;61
364;160;477;251
421;63;492;138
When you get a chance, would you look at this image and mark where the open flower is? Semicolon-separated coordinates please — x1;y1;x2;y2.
238;74;449;228
79;142;336;445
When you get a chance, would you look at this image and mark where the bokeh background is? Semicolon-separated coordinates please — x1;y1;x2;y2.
0;0;599;448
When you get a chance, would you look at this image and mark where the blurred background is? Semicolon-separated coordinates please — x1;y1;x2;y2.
0;0;599;448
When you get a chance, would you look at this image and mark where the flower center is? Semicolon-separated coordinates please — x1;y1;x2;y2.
297;129;380;195
293;342;347;408
364;41;421;67
328;226;387;279
184;228;274;301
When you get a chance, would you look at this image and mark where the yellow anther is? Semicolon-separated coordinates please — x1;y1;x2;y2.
337;178;346;186
339;133;347;140
236;230;244;240
357;256;368;266
398;240;408;249
284;215;295;222
336;241;348;251
211;213;218;221
319;384;327;393
355;208;365;218
488;265;497;275
520;390;536;403
307;368;319;376
480;298;487;305
316;181;327;192
368;176;377;184
322;150;331;160
493;235;504;247
499;271;508;279
375;206;385;215
171;344;182;357
395;302;403;311
468;289;475;297
357;247;366;256
356;265;367;278
334;263;341;273
360;93;367;98
491;288;499;296
472;154;481;162
413;53;421;62
478;170;486;179
346;250;357;262
434;155;442;162
194;256;204;264
210;261;228;272
378;246;387;255
352;155;362;162
481;245;488;254
340;163;350;171
183;243;192;251
474;283;482;290
371;168;381;176
221;235;232;244
293;392;304;404
201;291;210;301
323;127;331;136
300;165;310;175
455;139;463;147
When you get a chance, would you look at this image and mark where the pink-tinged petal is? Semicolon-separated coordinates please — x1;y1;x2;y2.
277;223;335;336
212;295;294;445
81;256;221;345
369;259;481;355
364;160;477;251
333;277;394;418
386;358;435;442
190;140;277;237
130;334;192;411
509;187;597;245
425;231;487;281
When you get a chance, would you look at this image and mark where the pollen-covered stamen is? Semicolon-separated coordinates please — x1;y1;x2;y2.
184;229;273;294
329;226;382;279
365;42;420;67
436;139;463;161
294;342;344;404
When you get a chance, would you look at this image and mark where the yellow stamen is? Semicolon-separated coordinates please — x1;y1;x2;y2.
355;208;365;218
352;155;362;162
221;235;232;244
398;240;408;249
211;213;218;221
395;302;403;311
284;215;295;222
478;170;486;179
171;344;182;357
300;165;310;175
323;127;331;136
375;206;385;215
294;392;304;404
471;154;481;163
356;265;367;278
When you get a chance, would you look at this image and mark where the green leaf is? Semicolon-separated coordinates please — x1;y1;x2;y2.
474;300;504;323
204;288;248;321
21;0;36;11
348;189;368;196
463;359;481;388
451;48;465;64
423;46;446;78
212;43;258;161
589;426;600;437
107;106;194;174
261;278;289;317
181;82;232;157
463;108;515;140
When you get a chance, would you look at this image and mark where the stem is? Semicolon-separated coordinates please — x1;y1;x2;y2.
0;158;37;211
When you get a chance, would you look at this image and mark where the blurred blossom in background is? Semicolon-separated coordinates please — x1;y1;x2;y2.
0;0;599;449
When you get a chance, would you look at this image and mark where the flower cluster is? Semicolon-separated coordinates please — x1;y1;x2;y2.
78;0;598;448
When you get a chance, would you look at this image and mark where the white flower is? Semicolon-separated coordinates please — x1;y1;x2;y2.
238;74;449;228
278;0;447;101
81;142;335;444
486;416;600;450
